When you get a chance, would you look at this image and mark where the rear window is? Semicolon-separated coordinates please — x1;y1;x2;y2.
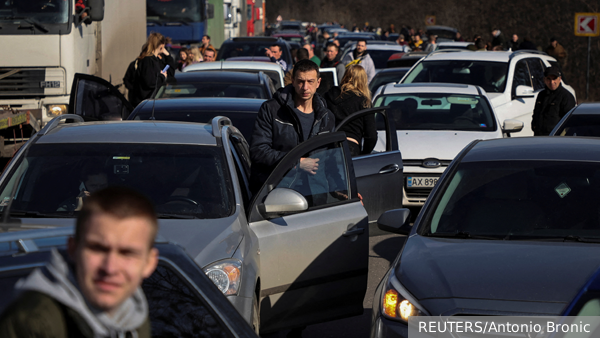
554;114;600;137
156;83;268;99
218;42;291;69
374;93;497;132
403;60;509;93
0;144;234;219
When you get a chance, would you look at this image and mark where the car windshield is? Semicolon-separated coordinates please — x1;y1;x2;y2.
403;60;509;93
147;0;204;22
368;70;408;93
156;83;268;99
132;111;257;142
422;160;600;240
218;42;291;67
0;144;234;219
373;93;497;131
554;115;600;137
0;0;69;24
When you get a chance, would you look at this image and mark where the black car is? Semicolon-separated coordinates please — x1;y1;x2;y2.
368;67;411;94
0;226;258;338
217;37;293;72
154;71;275;100
129;97;265;142
371;136;600;338
277;20;303;32
550;103;600;137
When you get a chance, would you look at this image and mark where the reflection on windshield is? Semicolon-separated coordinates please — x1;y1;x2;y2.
555;115;600;137
0;144;234;219
147;0;203;22
374;93;496;131
156;83;267;99
403;61;509;93
425;161;600;239
0;0;69;24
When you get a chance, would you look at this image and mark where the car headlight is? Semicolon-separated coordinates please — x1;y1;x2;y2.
46;104;68;117
382;273;428;322
203;259;242;296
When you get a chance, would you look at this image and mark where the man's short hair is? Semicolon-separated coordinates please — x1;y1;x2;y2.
271;44;281;52
293;59;320;79
204;46;216;56
204;34;210;40
75;187;158;247
357;39;368;45
325;42;339;51
297;47;309;61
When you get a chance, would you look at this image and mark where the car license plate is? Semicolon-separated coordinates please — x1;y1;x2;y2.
407;176;439;188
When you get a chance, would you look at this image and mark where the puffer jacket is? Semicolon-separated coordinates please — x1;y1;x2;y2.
249;85;335;192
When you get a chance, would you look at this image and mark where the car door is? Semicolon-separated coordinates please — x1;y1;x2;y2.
68;73;134;120
507;59;535;130
336;107;403;223
247;132;368;333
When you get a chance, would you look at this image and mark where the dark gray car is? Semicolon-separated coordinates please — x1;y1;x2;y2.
371;137;600;337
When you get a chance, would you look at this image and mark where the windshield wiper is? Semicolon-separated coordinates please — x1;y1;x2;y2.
511;235;600;243
10;210;70;218
5;16;48;33
157;213;197;219
426;230;503;240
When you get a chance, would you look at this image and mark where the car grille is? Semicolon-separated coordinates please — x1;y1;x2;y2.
403;159;452;167
405;188;431;199
0;68;45;96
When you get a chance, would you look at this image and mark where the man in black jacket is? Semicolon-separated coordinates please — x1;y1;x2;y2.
249;59;336;194
320;43;345;83
532;66;576;136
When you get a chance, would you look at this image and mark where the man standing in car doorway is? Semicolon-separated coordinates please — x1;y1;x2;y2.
531;66;576;136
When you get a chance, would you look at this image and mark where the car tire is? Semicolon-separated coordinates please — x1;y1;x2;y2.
252;295;260;335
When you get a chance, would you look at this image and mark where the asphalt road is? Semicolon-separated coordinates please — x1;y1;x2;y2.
263;224;408;338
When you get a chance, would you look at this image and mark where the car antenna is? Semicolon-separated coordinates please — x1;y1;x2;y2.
150;99;156;120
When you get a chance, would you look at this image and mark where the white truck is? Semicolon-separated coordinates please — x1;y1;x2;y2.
0;0;145;159
223;0;242;39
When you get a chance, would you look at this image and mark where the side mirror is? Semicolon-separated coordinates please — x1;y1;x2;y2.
377;209;411;235
515;85;535;98
87;0;105;21
502;119;524;134
260;188;308;218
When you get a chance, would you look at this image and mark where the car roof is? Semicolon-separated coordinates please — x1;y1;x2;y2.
36;121;218;145
273;32;304;37
174;71;263;84
184;60;284;74
135;98;265;114
437;41;474;47
378;82;483;96
464;137;600;163
348;44;407;51
375;67;411;75
569;103;600;115
423;50;550;62
426;25;458;32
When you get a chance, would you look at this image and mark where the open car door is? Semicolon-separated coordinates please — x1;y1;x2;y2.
68;73;133;121
248;132;369;333
336;107;403;223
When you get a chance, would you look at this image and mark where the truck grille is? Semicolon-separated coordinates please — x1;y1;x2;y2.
0;68;45;96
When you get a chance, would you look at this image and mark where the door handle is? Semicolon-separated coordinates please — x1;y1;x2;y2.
343;228;365;237
379;163;400;174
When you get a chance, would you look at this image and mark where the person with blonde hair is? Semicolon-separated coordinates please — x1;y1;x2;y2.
190;47;203;63
324;65;377;156
130;32;169;107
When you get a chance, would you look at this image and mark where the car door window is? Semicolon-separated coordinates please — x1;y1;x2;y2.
69;74;133;120
275;141;350;208
526;58;545;91
511;59;532;96
229;139;251;207
142;263;234;337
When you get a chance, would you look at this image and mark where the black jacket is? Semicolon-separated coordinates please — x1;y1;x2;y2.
532;83;576;136
324;86;377;155
129;55;165;107
249;85;335;192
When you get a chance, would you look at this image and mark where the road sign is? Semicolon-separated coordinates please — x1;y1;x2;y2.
425;16;436;26
574;13;599;37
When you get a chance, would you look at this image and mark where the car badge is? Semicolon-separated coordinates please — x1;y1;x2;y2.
555;182;571;199
422;158;441;168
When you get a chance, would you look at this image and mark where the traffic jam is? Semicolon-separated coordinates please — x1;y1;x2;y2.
0;1;600;338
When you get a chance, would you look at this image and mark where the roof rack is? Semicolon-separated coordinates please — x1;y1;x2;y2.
38;114;85;136
509;49;548;58
0;226;74;254
211;116;232;138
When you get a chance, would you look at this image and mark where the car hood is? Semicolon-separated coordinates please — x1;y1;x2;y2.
398;235;600;304
14;215;244;269
487;92;509;108
376;130;499;160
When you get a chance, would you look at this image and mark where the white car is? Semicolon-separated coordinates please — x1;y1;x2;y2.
184;61;286;89
372;82;523;206
434;41;474;50
397;50;576;136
